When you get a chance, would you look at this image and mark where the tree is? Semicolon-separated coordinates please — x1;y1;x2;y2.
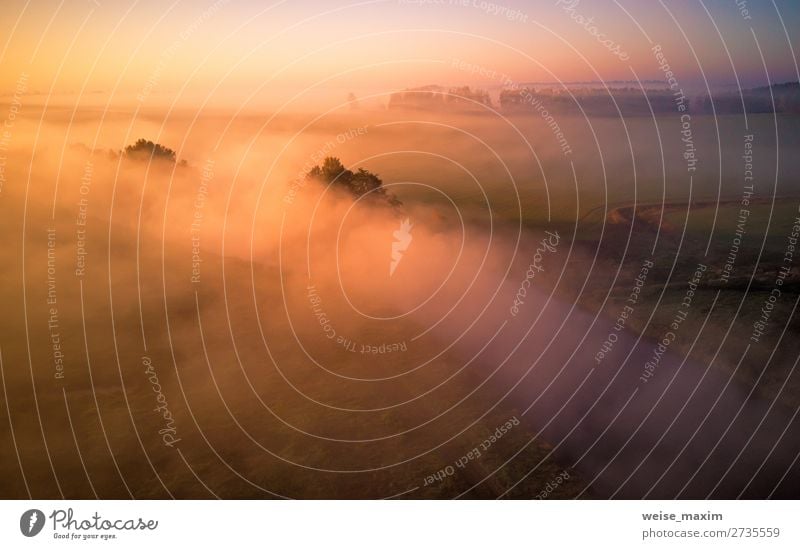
124;139;176;163
307;157;401;207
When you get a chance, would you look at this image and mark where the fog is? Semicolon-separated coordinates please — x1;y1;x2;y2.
1;103;799;498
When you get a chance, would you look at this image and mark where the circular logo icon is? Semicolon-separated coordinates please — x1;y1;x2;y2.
20;509;45;537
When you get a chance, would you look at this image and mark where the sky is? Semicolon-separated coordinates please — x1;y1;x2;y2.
0;0;798;107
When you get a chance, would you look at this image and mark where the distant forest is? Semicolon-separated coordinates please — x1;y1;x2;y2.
387;81;800;116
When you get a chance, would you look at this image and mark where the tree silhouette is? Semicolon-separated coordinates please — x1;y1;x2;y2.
307;157;400;207
124;139;176;163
